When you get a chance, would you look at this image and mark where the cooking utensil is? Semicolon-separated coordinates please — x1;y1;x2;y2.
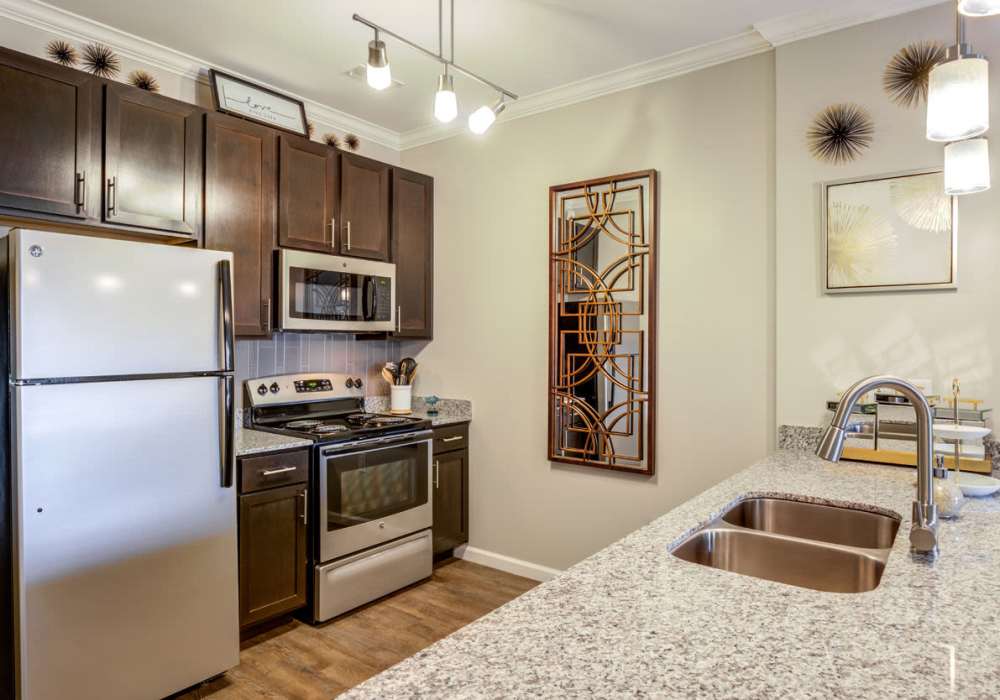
381;367;396;385
399;357;417;385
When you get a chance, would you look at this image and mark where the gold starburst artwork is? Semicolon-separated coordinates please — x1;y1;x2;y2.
827;203;897;287
890;175;951;233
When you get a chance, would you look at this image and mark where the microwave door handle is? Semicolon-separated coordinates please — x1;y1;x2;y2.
361;277;376;321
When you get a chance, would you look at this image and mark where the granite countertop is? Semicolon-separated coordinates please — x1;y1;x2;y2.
344;450;1000;699
364;396;471;427
235;426;313;457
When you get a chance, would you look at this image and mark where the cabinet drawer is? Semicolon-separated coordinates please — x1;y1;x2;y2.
240;449;309;493
433;424;468;454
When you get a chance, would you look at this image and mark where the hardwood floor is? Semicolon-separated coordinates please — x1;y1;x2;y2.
173;559;538;699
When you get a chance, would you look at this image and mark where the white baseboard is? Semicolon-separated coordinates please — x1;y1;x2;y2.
454;545;562;582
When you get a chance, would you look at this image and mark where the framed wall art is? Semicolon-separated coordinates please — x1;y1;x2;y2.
209;69;308;136
548;170;658;475
822;168;957;293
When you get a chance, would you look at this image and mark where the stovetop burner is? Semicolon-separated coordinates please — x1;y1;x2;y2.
313;423;348;434
262;412;427;443
285;419;322;429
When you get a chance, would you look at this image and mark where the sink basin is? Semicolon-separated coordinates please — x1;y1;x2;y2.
671;497;900;594
671;528;887;593
721;497;899;549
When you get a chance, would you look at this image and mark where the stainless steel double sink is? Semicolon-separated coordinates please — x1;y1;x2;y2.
670;497;901;593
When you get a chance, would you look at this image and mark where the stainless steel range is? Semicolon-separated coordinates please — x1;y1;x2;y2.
244;372;433;621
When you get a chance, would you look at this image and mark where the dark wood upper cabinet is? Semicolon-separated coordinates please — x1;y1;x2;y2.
238;482;308;628
103;83;203;238
340;152;390;261
277;134;338;253
392;168;434;338
0;48;97;220
205;113;277;337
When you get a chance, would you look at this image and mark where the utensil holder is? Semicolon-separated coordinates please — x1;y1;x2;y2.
390;385;412;415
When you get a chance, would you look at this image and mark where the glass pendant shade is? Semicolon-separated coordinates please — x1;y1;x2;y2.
958;0;1000;16
434;74;457;123
467;105;496;134
945;138;991;195
366;40;391;90
927;57;990;142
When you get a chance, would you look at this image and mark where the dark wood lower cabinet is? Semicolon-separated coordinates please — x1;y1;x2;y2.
432;424;469;555
238;451;309;629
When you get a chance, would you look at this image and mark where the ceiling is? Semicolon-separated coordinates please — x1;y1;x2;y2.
38;0;940;139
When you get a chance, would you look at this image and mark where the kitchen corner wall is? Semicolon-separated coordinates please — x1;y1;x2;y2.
401;52;776;571
236;334;400;397
776;4;1000;428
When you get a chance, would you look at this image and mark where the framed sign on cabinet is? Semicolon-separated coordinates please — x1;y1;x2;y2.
548;170;658;476
209;69;309;136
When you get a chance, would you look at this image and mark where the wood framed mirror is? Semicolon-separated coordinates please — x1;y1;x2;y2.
548;170;658;475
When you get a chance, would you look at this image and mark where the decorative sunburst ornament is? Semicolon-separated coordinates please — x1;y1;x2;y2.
807;104;874;164
883;41;947;108
128;70;160;93
344;133;360;151
45;40;78;67
827;203;897;286
306;121;315;138
890;174;951;233
323;133;342;149
81;43;120;78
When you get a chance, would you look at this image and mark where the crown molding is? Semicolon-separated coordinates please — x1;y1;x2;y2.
753;0;946;47
399;30;773;150
0;0;401;150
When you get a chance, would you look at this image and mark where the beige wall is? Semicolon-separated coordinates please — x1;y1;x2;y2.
401;53;775;570
776;4;1000;428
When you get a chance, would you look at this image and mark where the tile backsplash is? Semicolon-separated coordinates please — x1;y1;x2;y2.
236;333;401;397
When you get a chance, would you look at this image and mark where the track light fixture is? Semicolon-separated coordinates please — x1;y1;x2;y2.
353;2;517;134
366;32;391;91
958;0;1000;17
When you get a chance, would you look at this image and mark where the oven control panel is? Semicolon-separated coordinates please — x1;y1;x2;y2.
246;372;364;407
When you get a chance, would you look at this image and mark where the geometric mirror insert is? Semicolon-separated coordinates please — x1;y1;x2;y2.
549;170;658;475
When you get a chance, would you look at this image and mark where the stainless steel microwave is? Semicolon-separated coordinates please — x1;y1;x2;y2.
278;249;395;332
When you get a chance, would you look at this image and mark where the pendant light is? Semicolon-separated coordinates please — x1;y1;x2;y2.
434;71;458;122
927;14;989;141
958;0;1000;16
468;97;505;134
366;32;392;91
945;138;991;194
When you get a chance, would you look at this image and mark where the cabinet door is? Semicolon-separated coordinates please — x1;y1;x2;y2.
0;49;97;219
239;484;308;627
433;449;468;555
277;134;338;253
392;168;434;338
340;152;390;260
205;113;276;337
104;83;203;237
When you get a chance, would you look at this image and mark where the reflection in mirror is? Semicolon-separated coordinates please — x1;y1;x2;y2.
549;170;657;475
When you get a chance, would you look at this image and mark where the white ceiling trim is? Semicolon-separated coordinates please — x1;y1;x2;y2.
0;0;402;150
399;30;773;151
753;0;946;47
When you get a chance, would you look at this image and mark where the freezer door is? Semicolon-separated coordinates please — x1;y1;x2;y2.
13;378;239;700
11;229;233;379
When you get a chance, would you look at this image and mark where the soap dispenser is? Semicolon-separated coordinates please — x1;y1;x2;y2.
933;455;965;519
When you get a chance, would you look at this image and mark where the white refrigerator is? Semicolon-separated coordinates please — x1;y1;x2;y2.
7;229;239;699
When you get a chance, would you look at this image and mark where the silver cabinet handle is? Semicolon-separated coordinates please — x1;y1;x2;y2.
263;298;272;333
106;176;117;215
300;488;308;525
397;305;402;333
75;172;86;208
442;436;463;443
260;465;298;476
433;460;440;488
346;220;352;250
330;217;336;248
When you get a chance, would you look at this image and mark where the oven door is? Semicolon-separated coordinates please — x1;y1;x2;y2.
318;434;432;562
279;249;395;332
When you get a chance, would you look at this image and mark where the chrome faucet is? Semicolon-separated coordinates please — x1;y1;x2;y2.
816;375;939;558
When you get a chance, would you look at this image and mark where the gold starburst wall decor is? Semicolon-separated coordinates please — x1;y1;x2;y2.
807;104;874;164
883;41;947;108
323;133;342;149
889;175;951;233
81;43;120;78
128;70;160;93
45;40;78;67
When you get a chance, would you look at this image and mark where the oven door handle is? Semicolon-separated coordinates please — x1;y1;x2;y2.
321;430;433;457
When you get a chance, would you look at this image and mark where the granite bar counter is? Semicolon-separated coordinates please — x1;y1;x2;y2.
343;450;1000;699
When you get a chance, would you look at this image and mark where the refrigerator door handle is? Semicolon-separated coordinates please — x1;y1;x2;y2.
220;375;235;488
218;259;235;373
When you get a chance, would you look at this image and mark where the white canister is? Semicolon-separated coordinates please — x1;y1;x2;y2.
390;385;413;415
